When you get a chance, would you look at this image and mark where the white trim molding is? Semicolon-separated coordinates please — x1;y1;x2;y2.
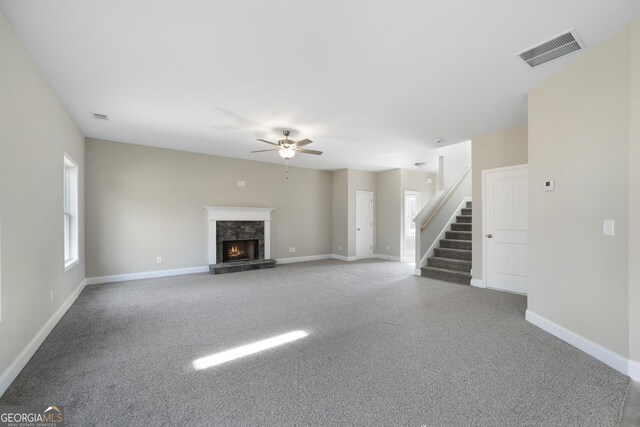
331;254;357;262
275;254;333;264
470;278;486;288
526;309;638;380
0;278;87;396
373;253;402;262
205;206;274;264
628;360;640;381
86;266;209;285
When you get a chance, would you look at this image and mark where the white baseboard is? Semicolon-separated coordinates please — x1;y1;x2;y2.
628;360;640;381
526;309;638;380
373;253;402;262
0;278;87;397
86;266;209;285
331;254;357;262
275;254;333;264
470;278;486;288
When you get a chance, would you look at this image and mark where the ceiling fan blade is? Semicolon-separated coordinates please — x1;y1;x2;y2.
251;149;278;153
295;139;313;147
257;139;279;146
295;148;323;155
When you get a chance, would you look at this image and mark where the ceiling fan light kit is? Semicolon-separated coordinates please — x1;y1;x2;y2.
251;129;322;178
278;147;295;159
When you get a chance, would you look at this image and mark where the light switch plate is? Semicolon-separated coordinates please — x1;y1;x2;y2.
237;180;246;187
543;180;555;191
603;219;615;236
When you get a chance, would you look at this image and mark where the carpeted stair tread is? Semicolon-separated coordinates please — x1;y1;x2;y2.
445;230;472;241
421;266;471;285
461;208;472;215
434;247;472;261
439;239;472;250
427;256;472;272
456;215;472;223
451;223;472;231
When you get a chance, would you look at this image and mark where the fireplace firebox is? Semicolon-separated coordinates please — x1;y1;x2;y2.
222;239;259;263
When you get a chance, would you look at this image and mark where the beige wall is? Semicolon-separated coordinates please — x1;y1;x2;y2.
347;170;376;257
85;139;332;276
0;12;85;384
401;170;437;206
471;125;528;280
528;28;631;357
629;22;640;362
375;169;401;256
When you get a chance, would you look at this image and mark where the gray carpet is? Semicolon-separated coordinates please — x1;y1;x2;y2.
0;259;629;426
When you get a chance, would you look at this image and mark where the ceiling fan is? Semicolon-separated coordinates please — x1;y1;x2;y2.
251;130;322;159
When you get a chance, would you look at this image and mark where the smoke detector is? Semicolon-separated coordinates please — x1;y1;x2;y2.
517;29;584;68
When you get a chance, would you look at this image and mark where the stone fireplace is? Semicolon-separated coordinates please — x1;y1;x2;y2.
206;206;275;274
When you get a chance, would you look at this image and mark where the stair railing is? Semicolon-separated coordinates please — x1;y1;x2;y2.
414;165;471;230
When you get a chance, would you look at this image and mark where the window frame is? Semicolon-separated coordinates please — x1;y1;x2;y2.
404;190;421;239
63;153;79;271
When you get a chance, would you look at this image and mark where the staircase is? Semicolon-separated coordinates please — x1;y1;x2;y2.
421;201;472;285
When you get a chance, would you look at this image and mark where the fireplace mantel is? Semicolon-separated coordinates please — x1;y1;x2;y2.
205;206;274;265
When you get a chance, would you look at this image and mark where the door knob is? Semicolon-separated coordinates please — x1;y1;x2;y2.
486;234;493;238
357;228;361;231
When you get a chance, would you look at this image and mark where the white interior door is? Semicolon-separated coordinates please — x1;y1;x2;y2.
484;165;528;294
356;191;373;259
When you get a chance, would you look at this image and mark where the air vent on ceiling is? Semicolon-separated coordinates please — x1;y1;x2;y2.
91;112;109;120
517;29;584;68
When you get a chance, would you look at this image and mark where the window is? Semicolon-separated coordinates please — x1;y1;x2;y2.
63;154;78;271
404;190;421;238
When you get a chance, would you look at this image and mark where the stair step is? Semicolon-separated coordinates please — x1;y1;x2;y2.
451;223;471;232
456;215;472;223
427;256;472;272
439;239;472;250
461;208;472;216
421;267;471;285
434;247;472;261
445;230;472;241
466;201;472;209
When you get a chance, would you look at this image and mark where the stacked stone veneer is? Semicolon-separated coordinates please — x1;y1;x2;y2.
216;221;265;264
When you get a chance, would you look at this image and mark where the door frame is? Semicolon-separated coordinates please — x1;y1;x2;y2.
355;190;374;259
402;189;421;262
481;163;528;294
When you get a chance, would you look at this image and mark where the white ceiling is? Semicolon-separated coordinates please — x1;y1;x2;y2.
1;1;639;172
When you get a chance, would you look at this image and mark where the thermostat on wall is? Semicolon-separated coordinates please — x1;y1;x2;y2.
543;179;555;192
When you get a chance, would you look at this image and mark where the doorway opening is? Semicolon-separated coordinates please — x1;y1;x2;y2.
403;190;421;262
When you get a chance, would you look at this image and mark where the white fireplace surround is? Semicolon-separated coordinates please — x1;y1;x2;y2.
206;206;274;264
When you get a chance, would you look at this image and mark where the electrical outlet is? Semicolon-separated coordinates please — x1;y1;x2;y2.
156;256;162;264
50;290;53;303
289;247;296;253
338;245;342;251
386;245;390;250
237;180;245;187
